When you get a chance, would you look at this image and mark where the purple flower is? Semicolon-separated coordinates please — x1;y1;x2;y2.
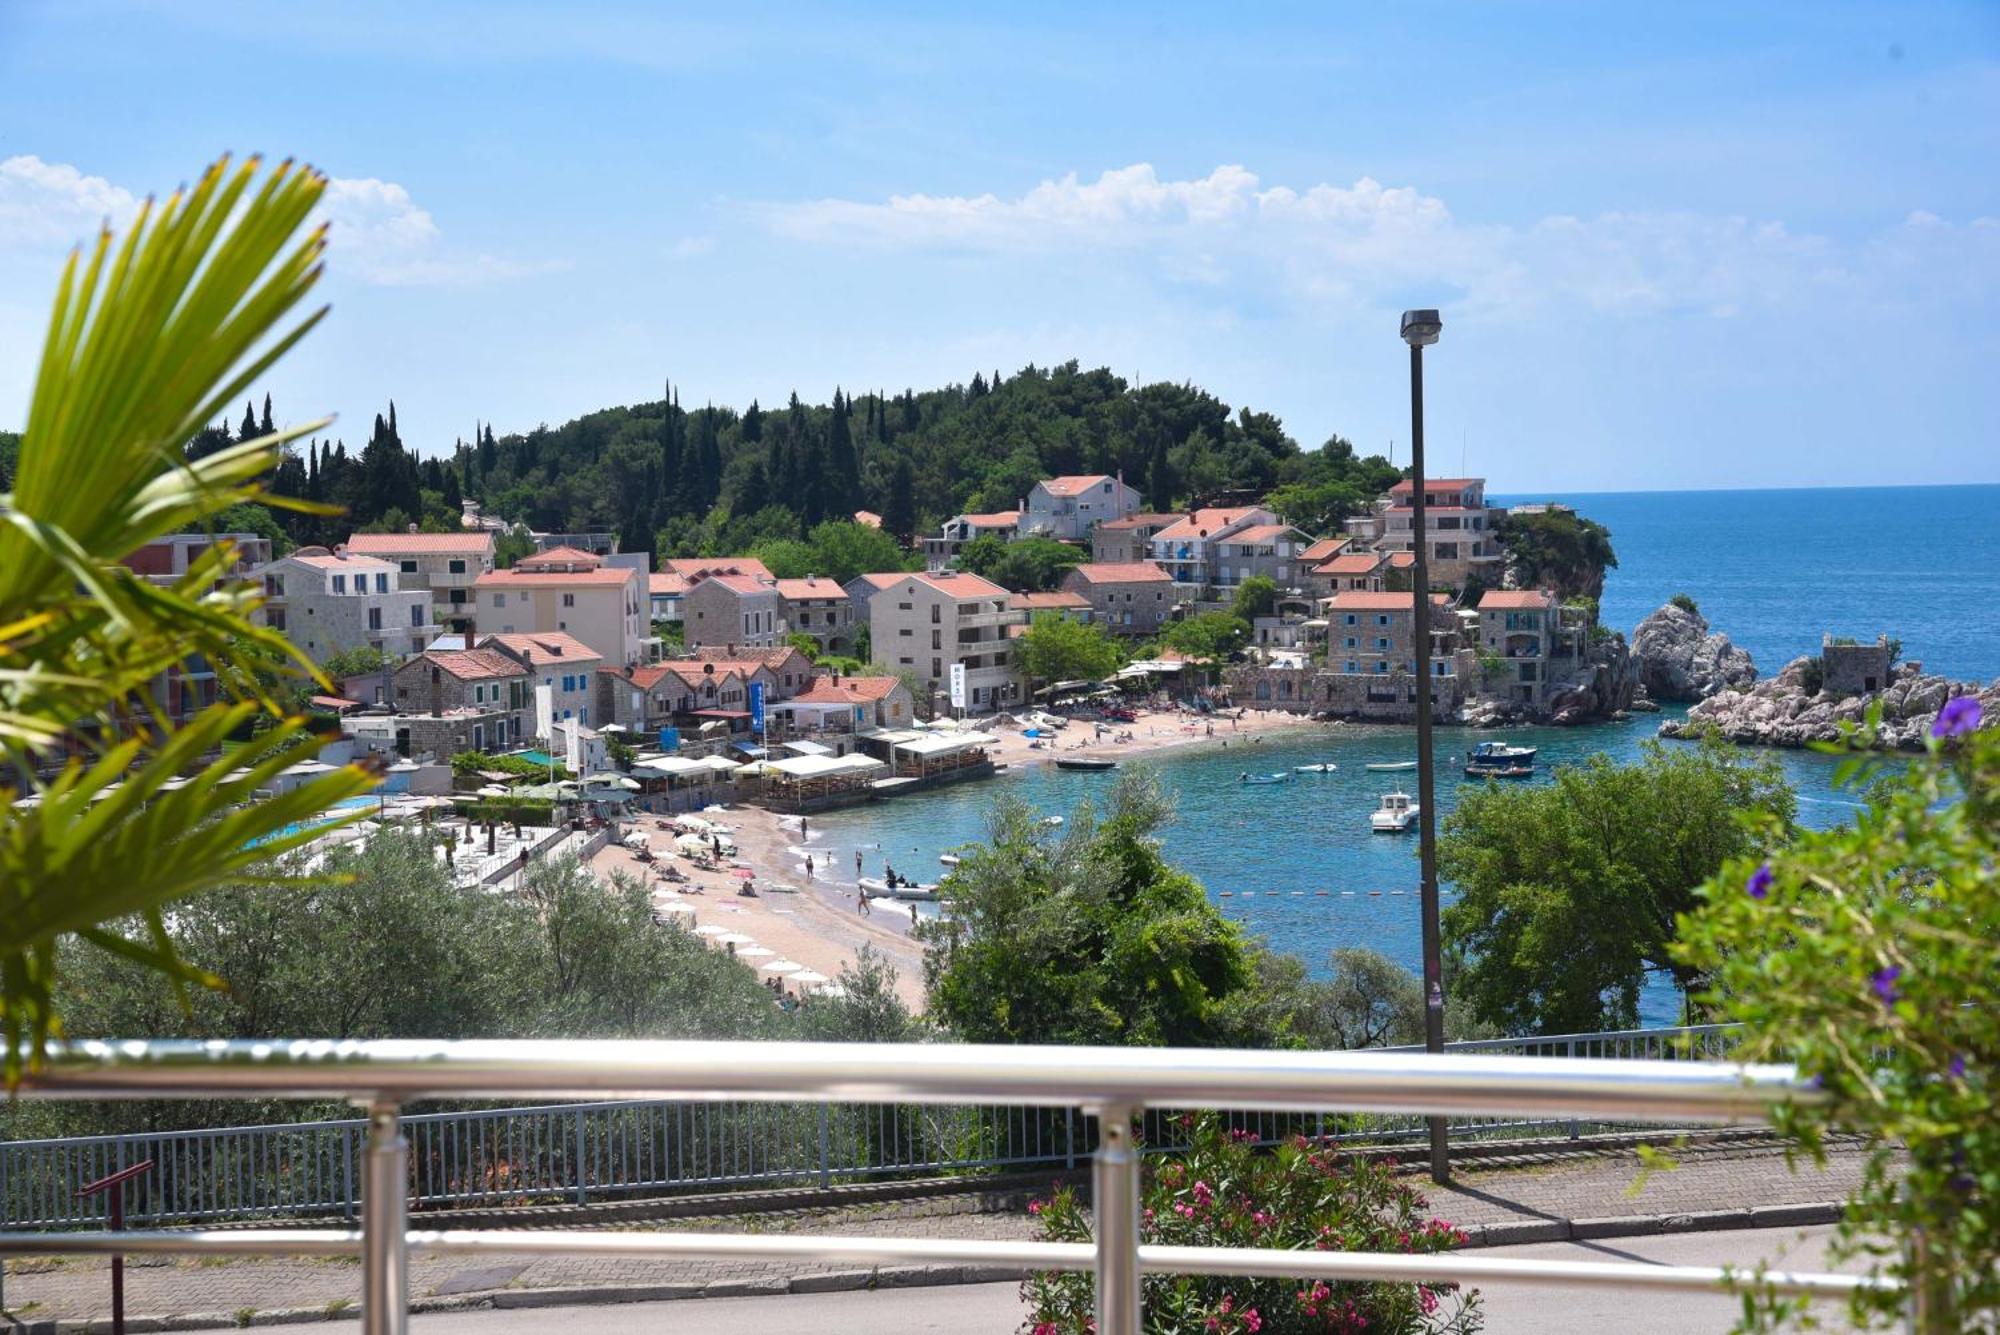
1872;966;1901;1004
1746;863;1774;900
1950;1054;1967;1079
1932;696;1982;740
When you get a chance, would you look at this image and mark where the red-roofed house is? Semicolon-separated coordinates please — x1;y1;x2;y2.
1146;507;1279;592
481;631;605;729
1091;513;1182;564
596;660;753;734
1311;549;1389;595
773;672;915;737
1020;474;1141;541
1322;591;1457;678
1374;477;1508;588
1476;588;1568;708
661;556;775;582
775;576;857;654
923;511;1021;570
1060;561;1184;635
683;569;783;650
1008;589;1093;623
342;529;495;635
390;647;530;748
850;571;1023;710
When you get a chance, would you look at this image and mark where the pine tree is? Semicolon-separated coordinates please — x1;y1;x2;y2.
1147;429;1177;511
969;372;988;400
741;398;763;443
885;457;916;546
239;400;258;442
260;392;275;437
826;388;858;516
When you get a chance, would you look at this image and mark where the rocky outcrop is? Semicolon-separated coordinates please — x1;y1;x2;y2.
1544;634;1640;726
1660;659;1998;751
1632;604;1756;702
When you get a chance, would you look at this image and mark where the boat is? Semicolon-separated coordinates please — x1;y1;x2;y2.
1469;741;1538;765
860;875;938;900
1055;757;1118;772
1369;790;1421;834
1465;763;1535;780
938;853;961;867
1039;815;1065;828
1293;762;1337;773
1239;771;1291;785
1365;761;1418;772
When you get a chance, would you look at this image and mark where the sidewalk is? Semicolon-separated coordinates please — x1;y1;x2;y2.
1;1140;1870;1332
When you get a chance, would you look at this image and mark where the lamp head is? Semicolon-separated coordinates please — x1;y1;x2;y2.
1400;309;1443;348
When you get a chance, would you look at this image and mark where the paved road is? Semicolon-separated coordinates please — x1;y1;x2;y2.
332;1225;1862;1334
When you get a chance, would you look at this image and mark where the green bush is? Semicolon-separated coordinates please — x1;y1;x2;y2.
1674;702;1995;1331
452;797;557;827
1023;1113;1480;1333
1668;592;1700;615
450;750;573;782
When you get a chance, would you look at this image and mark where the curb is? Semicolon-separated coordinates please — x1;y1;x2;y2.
11;1202;1846;1332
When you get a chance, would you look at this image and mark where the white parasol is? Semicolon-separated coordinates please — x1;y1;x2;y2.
788;969;831;986
734;945;775;959
759;959;803;974
693;924;733;937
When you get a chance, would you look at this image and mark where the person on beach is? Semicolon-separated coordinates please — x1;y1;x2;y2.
858;889;871;916
805;853;814;880
854;849;863;878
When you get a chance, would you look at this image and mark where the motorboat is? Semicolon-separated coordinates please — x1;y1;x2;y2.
1040;815;1065;828
938;853;962;867
1240;771;1291;785
1370;790;1420;833
1364;761;1418;772
1293;762;1337;773
860;875;937;900
1027;711;1070;731
1055;757;1118;772
892;882;939;902
1468;741;1538;766
1465;763;1535;780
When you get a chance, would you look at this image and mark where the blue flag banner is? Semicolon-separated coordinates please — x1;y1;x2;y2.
749;681;766;735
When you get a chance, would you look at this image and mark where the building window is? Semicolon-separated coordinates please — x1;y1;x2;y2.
367;607;383;631
1345;661;1357;673
400;559;417;573
493;593;506;608
411;605;424;627
448;559;466;574
331;575;345;594
375;573;389;593
563;593;576;608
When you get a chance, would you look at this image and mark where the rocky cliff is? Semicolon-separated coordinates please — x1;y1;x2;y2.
1659;658;1998;751
1631;603;1756;702
1458;634;1640;728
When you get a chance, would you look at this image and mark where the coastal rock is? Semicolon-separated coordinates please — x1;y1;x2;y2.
1543;634;1641;726
1660;659;1999;752
1632;604;1757;702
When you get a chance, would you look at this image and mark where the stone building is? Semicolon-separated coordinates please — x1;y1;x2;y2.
341;530;495;636
1060;562;1183;635
1822;634;1896;696
254;547;435;665
388;647;530;748
776;576;856;654
1090;514;1181;565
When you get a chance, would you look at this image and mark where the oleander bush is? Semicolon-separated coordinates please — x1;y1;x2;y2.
1023;1114;1481;1334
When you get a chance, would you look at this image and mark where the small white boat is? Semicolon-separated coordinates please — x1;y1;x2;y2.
1294;763;1337;773
892;883;939;902
1039;815;1064;828
1370;790;1421;834
938;853;961;868
1365;761;1418;772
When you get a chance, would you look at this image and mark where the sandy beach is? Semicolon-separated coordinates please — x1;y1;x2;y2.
588;704;1341;1016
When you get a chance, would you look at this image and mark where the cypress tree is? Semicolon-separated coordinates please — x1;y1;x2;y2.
826;388;858;515
697;404;722;510
658;392;684;515
260;392;275;437
885;457;916;546
741;399;763;443
240;400;258;442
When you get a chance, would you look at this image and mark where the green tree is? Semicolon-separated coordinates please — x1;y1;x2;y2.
0;156;374;1074
1497;510;1618;600
986;537;1087;592
921;771;1260;1047
883;457;917;546
321;645;395;682
785;631;822;662
1674;708;1996;1332
1229;574;1279;622
1439;739;1795;1034
802;519;912;584
1016;612;1123;685
1160;611;1251;662
955;532;1009;576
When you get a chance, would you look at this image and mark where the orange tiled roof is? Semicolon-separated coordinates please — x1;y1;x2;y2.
1152;508;1264;541
1389;478;1483;494
1009;590;1091;609
1315;552;1383;575
418;648;525;681
960;511;1020;528
662;556;774;580
481;631;602;665
1097;513;1180;531
343;532;493;555
791;675;901;704
1066;561;1172;585
648;572;690;595
1300;538;1347;562
1478;590;1556;611
1037;474;1115;497
517;545;602;568
775;577;849;600
476;567;638;588
853;510;882;528
916;571;1010;598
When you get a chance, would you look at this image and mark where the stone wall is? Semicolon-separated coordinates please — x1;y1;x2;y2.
1821;635;1894;697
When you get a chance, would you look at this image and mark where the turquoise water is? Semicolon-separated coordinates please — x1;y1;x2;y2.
1492;484;2000;684
815;715;1860;1026
517;750;557;767
251;795;382;847
818;484;2000;1028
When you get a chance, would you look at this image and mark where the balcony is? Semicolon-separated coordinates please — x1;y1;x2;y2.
0;1036;1869;1333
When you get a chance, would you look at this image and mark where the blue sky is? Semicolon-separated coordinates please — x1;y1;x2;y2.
1;1;1994;490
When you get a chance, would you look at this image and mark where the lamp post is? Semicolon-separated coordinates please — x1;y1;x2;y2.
1400;307;1450;1186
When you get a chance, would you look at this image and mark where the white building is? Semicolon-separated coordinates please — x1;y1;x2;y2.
1018;475;1141;542
255;546;435;665
472;547;652;668
341;530;496;636
850;570;1024;710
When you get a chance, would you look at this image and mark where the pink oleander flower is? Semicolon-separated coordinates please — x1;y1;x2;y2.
1191;1180;1214;1207
1242;1308;1261;1332
1028;1200;1043;1215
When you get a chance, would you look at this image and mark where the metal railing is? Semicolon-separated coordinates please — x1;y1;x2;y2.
1;1024;1746;1229
2;1037;1889;1335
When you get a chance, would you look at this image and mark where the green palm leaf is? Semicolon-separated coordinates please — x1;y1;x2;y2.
0;155;375;1080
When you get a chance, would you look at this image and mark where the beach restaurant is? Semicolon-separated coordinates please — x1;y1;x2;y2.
741;751;886;809
858;728;1000;783
629;753;741;812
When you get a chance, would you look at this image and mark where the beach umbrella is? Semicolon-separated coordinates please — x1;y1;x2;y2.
735;945;775;959
693;924;733;937
759;959;803;974
788;969;831;986
653;901;694;916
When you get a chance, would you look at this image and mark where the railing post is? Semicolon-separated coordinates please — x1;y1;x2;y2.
1092;1104;1141;1335
573;1110;588;1206
1566;1038;1580;1140
360;1101;408;1335
817;1105;832;1188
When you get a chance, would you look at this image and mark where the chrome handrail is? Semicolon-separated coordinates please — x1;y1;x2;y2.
7;1039;1876;1335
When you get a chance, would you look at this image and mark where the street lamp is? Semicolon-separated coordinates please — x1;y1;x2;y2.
1400;307;1449;1185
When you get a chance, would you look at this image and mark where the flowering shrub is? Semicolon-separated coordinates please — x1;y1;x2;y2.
1674;701;1996;1330
1022;1115;1480;1333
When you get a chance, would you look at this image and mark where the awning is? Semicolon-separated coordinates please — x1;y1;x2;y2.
730;742;769;758
782;740;833;756
635;756;712;777
691;709;750;719
768;753;885;779
892;731;999;759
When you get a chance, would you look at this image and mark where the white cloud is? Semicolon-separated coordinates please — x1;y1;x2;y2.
769;162;1995;324
0;155;559;288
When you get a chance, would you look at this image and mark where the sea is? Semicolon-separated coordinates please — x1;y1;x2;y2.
812;484;2000;1028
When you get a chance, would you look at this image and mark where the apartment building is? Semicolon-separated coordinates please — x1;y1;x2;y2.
1007;590;1093;623
472;547;651;668
114;533;275;730
923;511;1019;570
683;572;783;649
1207;522;1315;594
1146;507;1279;591
1371;477;1508;589
1310;550;1389;595
255;546;434;665
482;631;604;730
1059;562;1182;635
1474;589;1587;709
1323;591;1458;678
775;576;856;654
852;571;1023;709
1017;474;1142;542
341;530;495;635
